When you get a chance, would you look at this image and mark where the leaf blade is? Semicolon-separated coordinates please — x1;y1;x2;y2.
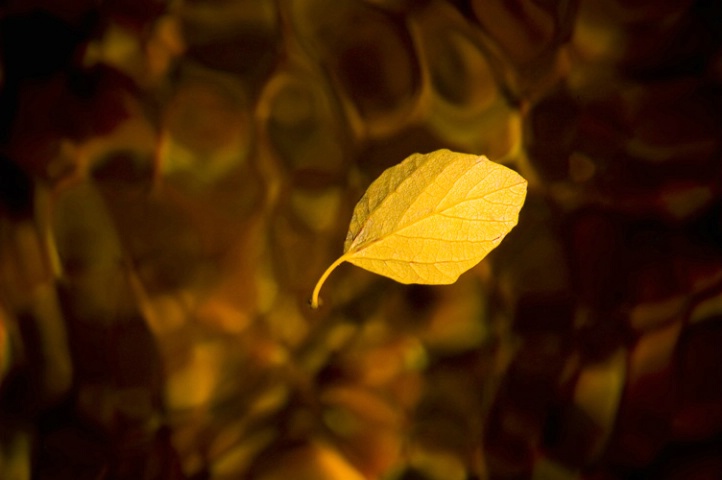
311;149;527;308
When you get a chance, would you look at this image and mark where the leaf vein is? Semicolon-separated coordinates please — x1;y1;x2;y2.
436;212;511;223
433;157;489;208
393;232;502;243
355;256;482;265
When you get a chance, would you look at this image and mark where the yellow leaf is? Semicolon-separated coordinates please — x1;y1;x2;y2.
311;149;527;308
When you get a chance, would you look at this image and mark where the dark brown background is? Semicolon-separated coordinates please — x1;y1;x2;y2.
1;0;721;479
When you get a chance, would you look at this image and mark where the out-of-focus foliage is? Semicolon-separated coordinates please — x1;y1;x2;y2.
0;0;721;479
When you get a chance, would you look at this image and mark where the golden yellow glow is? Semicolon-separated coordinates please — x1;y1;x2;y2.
311;149;527;308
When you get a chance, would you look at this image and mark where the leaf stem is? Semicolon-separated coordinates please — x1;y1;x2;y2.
310;254;349;309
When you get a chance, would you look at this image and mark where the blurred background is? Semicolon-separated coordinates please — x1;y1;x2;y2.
1;0;721;478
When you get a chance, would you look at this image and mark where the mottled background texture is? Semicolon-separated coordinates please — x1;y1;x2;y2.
1;0;721;479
